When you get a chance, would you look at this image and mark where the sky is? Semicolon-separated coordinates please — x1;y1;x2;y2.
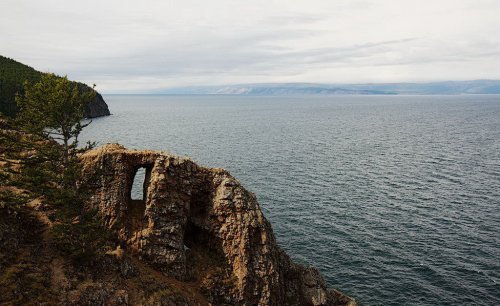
1;0;500;93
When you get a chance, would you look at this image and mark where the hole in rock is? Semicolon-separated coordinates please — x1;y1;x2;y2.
131;166;150;201
184;220;223;280
184;221;208;249
126;165;152;244
184;190;212;250
184;190;227;281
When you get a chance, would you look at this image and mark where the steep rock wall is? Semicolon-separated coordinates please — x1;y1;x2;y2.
80;144;356;306
84;92;111;118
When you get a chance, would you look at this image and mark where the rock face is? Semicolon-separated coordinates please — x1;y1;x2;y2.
80;144;356;306
84;92;111;118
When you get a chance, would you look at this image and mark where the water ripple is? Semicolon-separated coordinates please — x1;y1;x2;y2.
81;95;500;305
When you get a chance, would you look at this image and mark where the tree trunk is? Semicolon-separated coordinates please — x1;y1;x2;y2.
63;136;69;168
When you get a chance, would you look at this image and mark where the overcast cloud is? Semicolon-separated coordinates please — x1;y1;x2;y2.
1;0;499;92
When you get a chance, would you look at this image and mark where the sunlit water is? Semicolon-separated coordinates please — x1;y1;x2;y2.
81;95;500;305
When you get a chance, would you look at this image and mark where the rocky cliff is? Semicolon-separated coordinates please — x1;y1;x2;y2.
85;92;111;118
80;144;356;306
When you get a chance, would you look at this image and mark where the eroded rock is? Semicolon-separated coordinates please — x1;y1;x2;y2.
80;144;356;306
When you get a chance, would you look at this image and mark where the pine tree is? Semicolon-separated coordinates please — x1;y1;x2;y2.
15;73;96;168
1;76;110;263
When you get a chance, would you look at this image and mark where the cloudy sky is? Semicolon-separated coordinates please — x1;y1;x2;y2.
1;0;499;92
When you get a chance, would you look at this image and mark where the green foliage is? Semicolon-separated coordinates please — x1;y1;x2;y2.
0;78;108;264
0;56;41;117
16;73;96;167
0;189;29;211
13;140;108;264
51;206;111;264
0;118;66;194
16;74;93;136
0;55;99;118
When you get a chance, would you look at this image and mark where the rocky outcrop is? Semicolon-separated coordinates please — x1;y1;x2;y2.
80;144;356;306
84;92;111;118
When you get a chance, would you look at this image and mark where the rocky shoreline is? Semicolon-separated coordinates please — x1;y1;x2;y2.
80;144;356;306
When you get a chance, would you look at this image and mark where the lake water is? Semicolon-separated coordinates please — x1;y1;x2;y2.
80;95;500;305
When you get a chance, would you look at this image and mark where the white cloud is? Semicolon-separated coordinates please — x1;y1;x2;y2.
1;0;499;92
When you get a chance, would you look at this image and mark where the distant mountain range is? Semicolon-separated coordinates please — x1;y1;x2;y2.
154;80;500;95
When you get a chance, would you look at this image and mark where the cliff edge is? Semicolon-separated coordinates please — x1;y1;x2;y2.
85;92;111;118
80;144;356;306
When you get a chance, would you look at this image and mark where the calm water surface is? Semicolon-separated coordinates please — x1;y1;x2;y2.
81;95;500;305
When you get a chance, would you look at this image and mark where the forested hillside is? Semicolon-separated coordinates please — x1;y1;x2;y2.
0;56;42;116
0;55;110;118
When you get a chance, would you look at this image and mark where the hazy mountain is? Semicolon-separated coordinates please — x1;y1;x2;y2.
154;80;500;95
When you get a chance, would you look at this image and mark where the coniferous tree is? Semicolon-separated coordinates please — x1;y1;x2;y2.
15;73;96;168
1;75;110;263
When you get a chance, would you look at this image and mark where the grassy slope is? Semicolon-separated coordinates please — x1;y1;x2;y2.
0;118;207;305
